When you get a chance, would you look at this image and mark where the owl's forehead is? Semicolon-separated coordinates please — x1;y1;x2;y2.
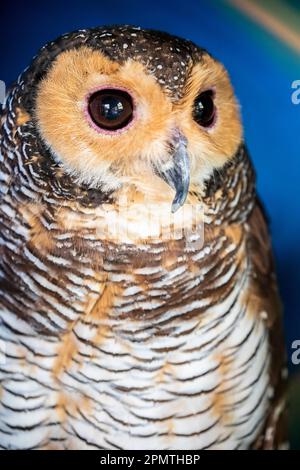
27;25;206;99
86;26;203;93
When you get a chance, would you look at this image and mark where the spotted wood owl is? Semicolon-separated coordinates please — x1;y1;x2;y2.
0;26;287;450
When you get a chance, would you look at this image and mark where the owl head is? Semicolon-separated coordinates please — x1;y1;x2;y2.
19;25;242;212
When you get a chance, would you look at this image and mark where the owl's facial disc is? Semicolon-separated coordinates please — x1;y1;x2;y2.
35;45;242;208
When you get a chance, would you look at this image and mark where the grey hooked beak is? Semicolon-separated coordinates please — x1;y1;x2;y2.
154;131;190;213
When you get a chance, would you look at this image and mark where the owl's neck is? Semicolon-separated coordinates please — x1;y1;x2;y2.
201;143;256;226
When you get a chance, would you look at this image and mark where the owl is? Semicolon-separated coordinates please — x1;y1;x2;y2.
0;25;287;450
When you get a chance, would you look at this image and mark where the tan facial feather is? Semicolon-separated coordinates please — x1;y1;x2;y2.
178;55;242;184
36;47;173;190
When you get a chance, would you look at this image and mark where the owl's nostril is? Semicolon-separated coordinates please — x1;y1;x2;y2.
169;128;188;153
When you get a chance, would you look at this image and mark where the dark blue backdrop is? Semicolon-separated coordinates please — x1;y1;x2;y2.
1;0;299;371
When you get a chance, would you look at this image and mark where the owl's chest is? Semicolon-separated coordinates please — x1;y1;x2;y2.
58;293;269;450
0;241;270;449
1;197;271;449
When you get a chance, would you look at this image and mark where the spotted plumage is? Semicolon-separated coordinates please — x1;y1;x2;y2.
0;25;287;450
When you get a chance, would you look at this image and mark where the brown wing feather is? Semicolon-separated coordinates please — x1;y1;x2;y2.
247;199;288;449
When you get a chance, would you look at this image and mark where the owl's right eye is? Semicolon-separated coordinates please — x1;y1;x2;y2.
87;89;134;131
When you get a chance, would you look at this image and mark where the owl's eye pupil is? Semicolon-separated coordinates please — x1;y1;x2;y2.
88;89;133;130
193;90;215;128
101;96;124;120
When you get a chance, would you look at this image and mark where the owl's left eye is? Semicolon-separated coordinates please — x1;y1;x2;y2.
193;90;216;128
87;89;134;131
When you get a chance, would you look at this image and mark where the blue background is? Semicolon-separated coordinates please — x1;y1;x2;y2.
0;0;299;376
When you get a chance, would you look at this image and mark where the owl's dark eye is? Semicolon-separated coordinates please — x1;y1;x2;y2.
193;90;215;128
88;89;133;131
